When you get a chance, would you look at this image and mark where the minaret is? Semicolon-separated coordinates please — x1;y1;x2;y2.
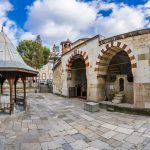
1;25;3;32
60;39;72;55
35;35;42;45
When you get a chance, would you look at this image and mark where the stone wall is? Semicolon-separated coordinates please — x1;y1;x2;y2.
53;62;62;95
134;83;150;108
53;29;150;108
106;75;133;104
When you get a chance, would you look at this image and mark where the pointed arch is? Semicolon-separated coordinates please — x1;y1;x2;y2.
66;50;90;72
94;41;137;77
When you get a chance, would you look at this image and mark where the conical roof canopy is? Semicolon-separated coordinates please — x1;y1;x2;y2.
0;31;38;76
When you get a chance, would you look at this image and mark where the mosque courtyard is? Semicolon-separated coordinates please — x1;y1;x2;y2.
0;93;150;150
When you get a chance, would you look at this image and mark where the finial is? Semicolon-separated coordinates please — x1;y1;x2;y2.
1;25;3;32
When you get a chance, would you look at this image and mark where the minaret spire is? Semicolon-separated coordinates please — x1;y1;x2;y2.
1;25;3;32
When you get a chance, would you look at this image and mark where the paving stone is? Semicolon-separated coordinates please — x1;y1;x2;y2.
98;126;110;133
114;147;127;150
101;123;118;130
104;138;116;145
53;137;66;145
38;134;52;142
120;141;134;149
64;135;75;143
143;143;150;150
1;93;150;150
138;127;147;133
70;140;89;150
125;134;145;144
64;119;74;123
22;133;39;143
115;127;134;134
89;139;112;150
81;115;94;121
142;134;150;138
80;129;92;135
20;143;41;150
102;131;118;139
62;143;74;150
84;147;99;150
88;126;97;131
71;133;86;140
91;121;100;127
67;129;78;135
112;133;128;141
41;141;62;150
110;140;122;148
0;139;4;150
74;124;86;131
28;124;37;130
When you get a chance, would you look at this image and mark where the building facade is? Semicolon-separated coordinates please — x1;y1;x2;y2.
53;28;150;108
39;60;54;84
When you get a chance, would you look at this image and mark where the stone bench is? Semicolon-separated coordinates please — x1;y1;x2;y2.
84;102;99;112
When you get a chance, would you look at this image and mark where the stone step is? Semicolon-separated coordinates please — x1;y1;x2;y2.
107;106;115;112
115;94;124;97
112;99;122;104
113;96;123;100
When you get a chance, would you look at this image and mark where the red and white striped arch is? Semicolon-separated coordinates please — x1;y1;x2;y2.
94;41;137;77
66;50;90;72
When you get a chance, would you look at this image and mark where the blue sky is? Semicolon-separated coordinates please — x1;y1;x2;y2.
1;0;150;47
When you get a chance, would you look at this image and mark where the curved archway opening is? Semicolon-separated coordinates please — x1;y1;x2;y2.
96;46;135;104
107;51;133;82
68;55;87;99
1;79;10;103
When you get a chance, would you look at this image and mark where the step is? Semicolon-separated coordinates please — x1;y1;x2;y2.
115;95;123;98
113;97;123;100
112;99;122;104
115;94;124;97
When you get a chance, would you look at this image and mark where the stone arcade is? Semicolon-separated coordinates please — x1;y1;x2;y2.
53;28;150;109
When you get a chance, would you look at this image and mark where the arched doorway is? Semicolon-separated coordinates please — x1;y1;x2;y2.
106;50;134;103
96;46;136;104
68;55;87;99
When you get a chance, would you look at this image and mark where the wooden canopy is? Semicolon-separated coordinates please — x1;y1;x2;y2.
0;30;38;114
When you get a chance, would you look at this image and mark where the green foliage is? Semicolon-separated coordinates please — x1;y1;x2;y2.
17;40;50;69
43;46;50;65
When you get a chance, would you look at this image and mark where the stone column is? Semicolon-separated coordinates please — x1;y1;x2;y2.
87;76;106;101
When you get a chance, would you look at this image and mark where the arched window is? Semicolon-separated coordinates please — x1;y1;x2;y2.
119;78;124;91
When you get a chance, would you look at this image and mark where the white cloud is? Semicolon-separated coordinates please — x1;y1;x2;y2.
20;32;36;41
25;0;97;45
0;0;18;45
24;0;150;46
95;1;150;37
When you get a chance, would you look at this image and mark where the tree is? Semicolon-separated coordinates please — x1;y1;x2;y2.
43;46;50;65
17;40;50;69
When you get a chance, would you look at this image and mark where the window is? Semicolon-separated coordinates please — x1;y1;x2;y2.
42;73;46;80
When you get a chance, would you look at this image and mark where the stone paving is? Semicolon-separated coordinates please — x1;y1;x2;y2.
1;93;150;150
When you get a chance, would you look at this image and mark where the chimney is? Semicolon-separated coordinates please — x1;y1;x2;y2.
60;39;72;55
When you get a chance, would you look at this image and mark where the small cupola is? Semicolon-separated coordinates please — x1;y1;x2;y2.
60;39;72;55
